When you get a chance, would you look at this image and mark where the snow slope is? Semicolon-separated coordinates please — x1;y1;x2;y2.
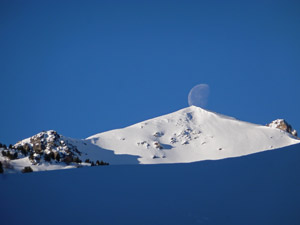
1;143;300;225
1;106;299;173
87;106;300;164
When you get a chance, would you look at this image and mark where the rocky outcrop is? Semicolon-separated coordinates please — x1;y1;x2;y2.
267;119;297;137
14;130;82;164
0;130;109;174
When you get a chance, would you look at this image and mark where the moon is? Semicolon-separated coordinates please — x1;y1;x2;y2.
188;84;210;108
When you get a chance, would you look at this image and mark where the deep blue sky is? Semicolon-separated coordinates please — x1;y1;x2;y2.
1;0;299;145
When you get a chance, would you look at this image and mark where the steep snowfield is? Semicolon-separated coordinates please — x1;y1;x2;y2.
1;144;300;225
87;106;300;164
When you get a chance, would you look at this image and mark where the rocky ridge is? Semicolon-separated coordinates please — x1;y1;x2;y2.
0;130;108;173
267;119;297;137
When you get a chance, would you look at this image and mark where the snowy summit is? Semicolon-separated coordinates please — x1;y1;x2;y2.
88;106;299;164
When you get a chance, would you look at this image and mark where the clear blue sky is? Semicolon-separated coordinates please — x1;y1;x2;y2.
1;0;299;145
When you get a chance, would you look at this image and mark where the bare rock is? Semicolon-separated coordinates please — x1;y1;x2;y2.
267;119;297;137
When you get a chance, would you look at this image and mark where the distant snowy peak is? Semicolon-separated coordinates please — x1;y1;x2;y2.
267;119;298;137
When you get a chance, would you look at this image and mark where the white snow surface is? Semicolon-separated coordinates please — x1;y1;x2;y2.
86;106;300;164
3;106;299;172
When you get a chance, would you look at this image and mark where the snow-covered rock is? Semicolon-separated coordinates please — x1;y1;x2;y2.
0;130;109;173
267;119;297;137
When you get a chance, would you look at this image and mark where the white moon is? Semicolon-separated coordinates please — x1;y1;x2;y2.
188;84;210;108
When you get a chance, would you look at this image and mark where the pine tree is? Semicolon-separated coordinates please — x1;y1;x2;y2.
0;161;3;174
72;157;81;163
6;151;12;160
49;151;55;160
55;153;60;162
22;166;33;173
44;154;51;162
99;160;109;166
13;152;18;159
21;148;28;156
29;152;34;161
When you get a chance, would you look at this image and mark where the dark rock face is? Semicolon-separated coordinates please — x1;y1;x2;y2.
267;119;298;137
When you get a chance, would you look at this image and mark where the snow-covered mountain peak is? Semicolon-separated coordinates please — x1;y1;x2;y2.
87;106;300;164
128;106;232;131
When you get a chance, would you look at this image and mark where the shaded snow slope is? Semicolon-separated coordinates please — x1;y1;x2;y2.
87;106;300;164
1;144;300;225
